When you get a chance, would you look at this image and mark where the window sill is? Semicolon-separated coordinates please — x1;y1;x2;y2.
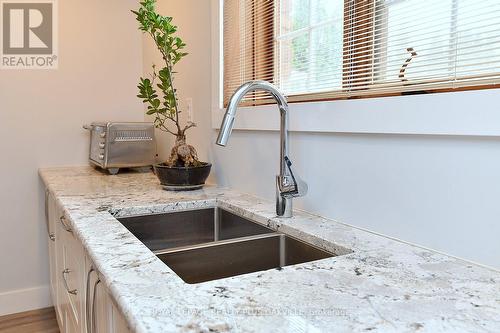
212;88;500;137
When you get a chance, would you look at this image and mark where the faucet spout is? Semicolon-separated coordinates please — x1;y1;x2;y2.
216;80;308;218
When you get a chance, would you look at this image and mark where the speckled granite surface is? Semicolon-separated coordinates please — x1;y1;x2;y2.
40;166;500;333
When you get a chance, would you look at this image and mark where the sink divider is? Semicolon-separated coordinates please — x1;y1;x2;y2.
214;208;220;242
153;232;281;256
279;234;286;267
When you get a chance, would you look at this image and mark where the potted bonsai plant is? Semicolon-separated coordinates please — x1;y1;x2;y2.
133;0;211;190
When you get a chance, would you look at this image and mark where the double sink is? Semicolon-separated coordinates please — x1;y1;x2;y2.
118;208;334;284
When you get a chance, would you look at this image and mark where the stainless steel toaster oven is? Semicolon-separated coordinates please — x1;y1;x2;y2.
83;122;156;174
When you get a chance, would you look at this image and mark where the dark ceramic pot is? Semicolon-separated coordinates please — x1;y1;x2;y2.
153;162;212;190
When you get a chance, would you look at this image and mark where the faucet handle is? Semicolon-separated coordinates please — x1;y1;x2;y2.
282;156;308;198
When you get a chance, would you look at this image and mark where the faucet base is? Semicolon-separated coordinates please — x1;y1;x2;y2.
282;198;293;218
276;197;293;218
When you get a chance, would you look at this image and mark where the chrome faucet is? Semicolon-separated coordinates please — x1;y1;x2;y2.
216;81;308;218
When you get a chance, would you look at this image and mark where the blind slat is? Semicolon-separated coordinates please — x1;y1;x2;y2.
224;0;500;105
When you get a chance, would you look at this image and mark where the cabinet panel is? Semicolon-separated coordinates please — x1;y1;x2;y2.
62;230;85;332
86;257;110;333
66;306;79;333
94;282;112;333
46;190;57;302
85;259;98;333
54;200;65;326
53;200;86;333
110;298;131;333
85;256;130;333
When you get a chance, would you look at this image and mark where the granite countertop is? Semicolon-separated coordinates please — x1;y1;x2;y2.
39;166;500;333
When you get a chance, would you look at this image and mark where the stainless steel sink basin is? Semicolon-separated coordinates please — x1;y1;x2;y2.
157;233;333;284
118;208;335;284
117;208;273;251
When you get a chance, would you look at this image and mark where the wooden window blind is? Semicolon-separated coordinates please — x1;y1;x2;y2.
223;0;276;105
223;0;500;105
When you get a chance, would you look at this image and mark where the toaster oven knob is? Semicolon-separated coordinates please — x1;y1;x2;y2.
100;132;106;138
99;143;105;149
99;154;105;160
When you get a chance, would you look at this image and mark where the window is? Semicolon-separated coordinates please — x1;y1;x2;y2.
223;0;500;105
278;0;344;95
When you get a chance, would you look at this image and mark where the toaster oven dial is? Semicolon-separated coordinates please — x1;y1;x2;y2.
99;132;106;138
99;143;105;149
99;154;105;160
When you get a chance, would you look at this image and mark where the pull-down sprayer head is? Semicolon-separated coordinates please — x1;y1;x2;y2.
216;81;288;147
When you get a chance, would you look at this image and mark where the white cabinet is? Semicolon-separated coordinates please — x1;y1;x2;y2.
93;277;110;333
46;189;130;333
110;298;130;333
46;189;62;326
61;216;85;333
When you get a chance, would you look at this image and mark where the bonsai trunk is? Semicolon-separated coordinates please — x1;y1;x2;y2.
166;134;201;167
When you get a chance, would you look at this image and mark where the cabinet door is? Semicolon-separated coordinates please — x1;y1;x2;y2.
54;201;66;327
65;307;79;333
85;256;110;333
110;299;130;333
62;230;85;333
93;281;112;333
84;258;93;333
55;207;86;333
85;255;129;333
94;282;131;333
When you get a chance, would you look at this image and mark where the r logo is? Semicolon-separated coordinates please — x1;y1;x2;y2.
2;2;52;54
1;0;57;69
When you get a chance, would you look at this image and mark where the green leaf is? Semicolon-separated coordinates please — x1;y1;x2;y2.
134;0;189;133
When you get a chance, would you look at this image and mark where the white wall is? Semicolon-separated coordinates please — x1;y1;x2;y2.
0;0;144;315
212;131;500;269
149;1;500;269
143;0;215;184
